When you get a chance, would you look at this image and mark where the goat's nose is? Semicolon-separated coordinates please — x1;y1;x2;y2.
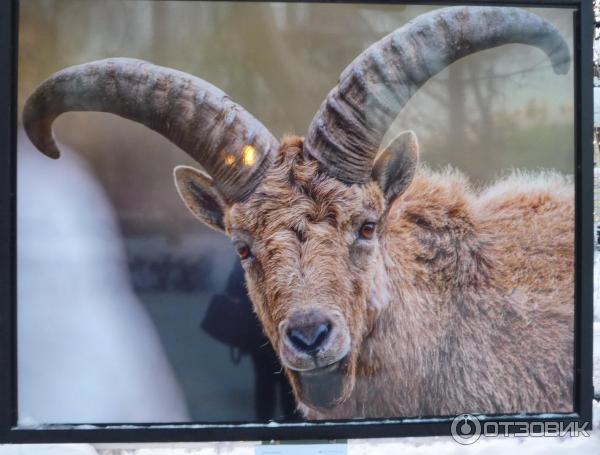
286;312;332;354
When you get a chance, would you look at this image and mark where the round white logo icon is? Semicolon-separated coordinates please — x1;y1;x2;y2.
451;413;482;445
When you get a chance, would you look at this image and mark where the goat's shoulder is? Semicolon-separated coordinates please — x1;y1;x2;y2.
475;170;573;217
386;166;476;235
386;168;573;232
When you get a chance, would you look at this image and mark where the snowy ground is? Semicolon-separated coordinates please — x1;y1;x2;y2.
1;405;599;455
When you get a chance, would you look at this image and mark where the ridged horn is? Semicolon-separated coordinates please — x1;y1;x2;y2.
304;6;571;183
23;58;279;202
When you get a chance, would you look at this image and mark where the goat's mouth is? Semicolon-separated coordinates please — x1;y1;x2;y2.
293;355;350;410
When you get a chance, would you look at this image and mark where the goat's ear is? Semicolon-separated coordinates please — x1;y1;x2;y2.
372;131;419;204
174;166;227;233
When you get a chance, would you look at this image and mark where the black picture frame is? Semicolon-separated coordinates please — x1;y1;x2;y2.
0;0;593;444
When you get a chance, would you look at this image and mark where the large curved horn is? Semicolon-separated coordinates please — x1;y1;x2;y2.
23;58;279;202
304;6;571;183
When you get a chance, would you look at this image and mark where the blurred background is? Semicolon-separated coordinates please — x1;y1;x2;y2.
17;1;576;425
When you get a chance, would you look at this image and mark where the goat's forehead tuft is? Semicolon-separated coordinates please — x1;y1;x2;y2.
226;137;385;234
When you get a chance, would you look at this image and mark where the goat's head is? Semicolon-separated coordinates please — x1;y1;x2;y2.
180;133;415;409
23;6;569;411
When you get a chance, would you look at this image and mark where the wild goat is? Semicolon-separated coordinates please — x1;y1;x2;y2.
24;6;574;419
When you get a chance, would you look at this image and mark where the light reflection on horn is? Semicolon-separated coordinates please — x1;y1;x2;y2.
242;145;257;167
224;154;236;166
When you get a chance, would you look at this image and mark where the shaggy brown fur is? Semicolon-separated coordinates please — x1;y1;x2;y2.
224;136;573;419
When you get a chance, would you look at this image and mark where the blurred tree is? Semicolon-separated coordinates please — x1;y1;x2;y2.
19;1;574;229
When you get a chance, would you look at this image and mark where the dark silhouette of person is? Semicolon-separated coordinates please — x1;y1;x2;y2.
201;262;299;421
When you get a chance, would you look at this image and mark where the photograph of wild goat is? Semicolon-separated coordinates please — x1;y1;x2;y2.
22;5;574;420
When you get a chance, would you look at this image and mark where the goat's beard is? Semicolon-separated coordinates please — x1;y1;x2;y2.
288;354;356;412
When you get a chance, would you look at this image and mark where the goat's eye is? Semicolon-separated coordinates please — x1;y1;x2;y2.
235;242;252;260
359;222;376;240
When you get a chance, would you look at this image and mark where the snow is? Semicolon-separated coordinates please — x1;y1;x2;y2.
595;87;600;126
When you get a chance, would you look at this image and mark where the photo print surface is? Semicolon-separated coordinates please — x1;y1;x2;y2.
17;0;575;425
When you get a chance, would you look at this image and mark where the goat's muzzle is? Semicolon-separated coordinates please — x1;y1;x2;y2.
278;309;351;409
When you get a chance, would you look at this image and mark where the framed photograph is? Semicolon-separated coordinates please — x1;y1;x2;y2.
0;0;593;443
